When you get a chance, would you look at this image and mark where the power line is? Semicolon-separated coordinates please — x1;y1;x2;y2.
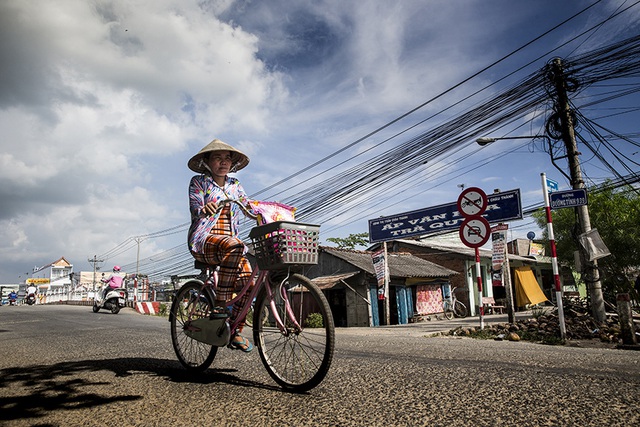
95;3;640;281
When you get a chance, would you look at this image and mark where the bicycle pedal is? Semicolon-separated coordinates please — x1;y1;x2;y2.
209;306;230;319
210;311;229;319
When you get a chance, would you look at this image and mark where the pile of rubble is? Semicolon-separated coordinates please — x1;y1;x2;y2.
446;298;640;345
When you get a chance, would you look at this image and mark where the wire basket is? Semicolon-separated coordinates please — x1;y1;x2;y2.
249;221;320;270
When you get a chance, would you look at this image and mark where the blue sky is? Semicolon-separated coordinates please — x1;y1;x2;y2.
1;0;639;282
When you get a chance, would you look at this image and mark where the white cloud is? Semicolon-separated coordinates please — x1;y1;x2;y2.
0;0;637;281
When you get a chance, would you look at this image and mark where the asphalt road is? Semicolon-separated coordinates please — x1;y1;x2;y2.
1;304;638;426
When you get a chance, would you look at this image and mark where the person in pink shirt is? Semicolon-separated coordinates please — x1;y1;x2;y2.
101;266;124;299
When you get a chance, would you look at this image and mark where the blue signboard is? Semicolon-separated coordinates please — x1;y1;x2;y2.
368;189;522;243
549;188;587;209
546;178;558;193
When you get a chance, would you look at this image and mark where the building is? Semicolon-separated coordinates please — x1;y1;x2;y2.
305;246;458;327
379;234;560;315
29;257;73;303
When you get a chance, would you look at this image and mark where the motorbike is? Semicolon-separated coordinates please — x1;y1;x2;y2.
93;286;128;314
26;293;36;305
8;293;18;306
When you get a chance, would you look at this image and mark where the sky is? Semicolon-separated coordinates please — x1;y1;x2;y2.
1;0;639;283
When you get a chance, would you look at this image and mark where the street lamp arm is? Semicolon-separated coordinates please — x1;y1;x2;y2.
475;134;571;181
475;137;497;146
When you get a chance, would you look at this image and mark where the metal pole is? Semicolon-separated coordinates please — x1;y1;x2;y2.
541;173;567;340
502;239;515;324
475;247;484;329
383;241;390;326
135;237;142;303
550;58;605;323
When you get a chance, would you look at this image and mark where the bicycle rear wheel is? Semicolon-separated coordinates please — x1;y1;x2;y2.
443;304;454;320
454;300;468;318
253;273;335;392
170;282;218;372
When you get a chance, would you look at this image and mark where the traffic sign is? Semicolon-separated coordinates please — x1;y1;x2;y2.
546;178;558;193
368;189;522;243
457;187;488;217
459;216;491;248
549;189;588;209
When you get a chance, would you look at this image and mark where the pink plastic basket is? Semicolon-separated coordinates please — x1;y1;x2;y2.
249;221;320;270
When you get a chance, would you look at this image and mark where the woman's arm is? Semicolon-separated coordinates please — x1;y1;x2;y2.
188;176;208;217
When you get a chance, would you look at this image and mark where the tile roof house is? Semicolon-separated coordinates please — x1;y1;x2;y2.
304;246;457;327
373;235;565;316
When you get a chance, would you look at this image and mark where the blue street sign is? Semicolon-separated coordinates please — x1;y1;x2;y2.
546;178;558;193
549;188;588;209
368;189;522;243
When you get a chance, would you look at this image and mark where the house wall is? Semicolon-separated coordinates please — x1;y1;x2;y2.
400;242;562;315
344;276;371;327
393;244;472;308
313;253;373;327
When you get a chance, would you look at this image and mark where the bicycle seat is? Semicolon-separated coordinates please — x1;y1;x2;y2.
194;260;218;271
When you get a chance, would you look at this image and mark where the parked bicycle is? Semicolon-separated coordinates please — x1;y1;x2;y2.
169;199;335;392
443;286;468;319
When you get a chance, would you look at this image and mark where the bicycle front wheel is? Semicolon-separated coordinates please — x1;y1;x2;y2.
170;282;218;372
454;300;468;318
253;273;335;392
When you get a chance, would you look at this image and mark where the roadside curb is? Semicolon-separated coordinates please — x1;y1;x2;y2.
135;301;161;315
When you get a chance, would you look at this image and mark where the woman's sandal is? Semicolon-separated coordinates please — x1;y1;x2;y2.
229;335;254;353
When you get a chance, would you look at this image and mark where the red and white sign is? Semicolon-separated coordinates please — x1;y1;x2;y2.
459;216;491;248
457;187;488;217
457;187;489;249
491;223;508;270
371;249;386;289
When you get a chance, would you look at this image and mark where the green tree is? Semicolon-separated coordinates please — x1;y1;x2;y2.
532;183;640;300
326;232;370;250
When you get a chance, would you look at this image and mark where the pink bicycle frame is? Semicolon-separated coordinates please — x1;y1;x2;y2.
198;264;302;336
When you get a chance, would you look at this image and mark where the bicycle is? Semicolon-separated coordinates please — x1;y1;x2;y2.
169;200;335;392
443;286;468;319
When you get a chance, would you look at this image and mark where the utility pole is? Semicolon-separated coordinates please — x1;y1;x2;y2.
134;237;144;303
87;255;104;298
548;58;606;323
501;231;515;324
383;241;391;326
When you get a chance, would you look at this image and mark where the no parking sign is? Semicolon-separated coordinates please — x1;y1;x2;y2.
457;187;490;248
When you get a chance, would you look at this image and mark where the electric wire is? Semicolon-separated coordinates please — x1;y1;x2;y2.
94;4;640;281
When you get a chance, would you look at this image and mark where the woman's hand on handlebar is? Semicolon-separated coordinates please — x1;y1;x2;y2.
201;201;219;216
200;198;258;220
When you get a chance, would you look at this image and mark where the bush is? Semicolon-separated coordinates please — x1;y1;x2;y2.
305;312;324;328
158;303;168;317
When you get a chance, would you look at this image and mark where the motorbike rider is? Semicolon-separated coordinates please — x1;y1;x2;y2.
8;290;18;305
101;266;125;299
26;284;38;301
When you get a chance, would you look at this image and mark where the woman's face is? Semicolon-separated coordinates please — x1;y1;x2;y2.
207;150;233;179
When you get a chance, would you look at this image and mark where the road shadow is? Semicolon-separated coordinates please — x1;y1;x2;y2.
0;357;284;423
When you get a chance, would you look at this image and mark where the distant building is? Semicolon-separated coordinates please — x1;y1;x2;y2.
30;257;73;303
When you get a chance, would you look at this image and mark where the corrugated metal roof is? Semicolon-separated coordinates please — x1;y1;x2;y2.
310;271;360;289
321;247;457;278
395;239;543;263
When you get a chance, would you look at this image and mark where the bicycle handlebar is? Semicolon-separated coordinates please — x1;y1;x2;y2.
205;198;258;221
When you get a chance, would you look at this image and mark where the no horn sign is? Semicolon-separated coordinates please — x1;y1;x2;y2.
457;187;490;249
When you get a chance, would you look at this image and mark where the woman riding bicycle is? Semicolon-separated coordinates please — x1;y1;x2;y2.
187;138;256;352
